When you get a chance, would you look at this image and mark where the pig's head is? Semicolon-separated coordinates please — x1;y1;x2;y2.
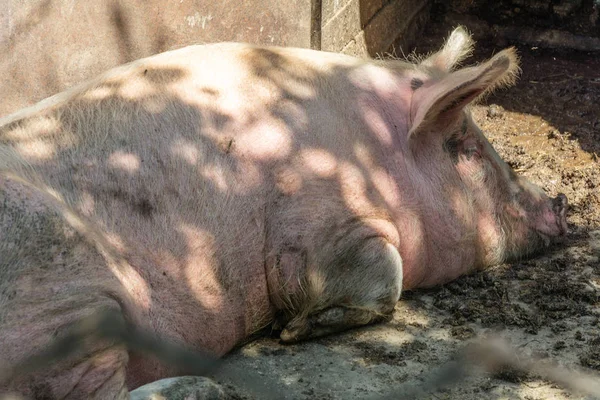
406;27;568;267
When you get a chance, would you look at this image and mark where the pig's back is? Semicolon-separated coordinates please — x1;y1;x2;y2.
0;43;406;356
0;43;321;356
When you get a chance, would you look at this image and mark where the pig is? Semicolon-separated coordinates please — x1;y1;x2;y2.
0;26;567;399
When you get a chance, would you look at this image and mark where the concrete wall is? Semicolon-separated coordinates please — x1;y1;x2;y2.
0;0;314;117
0;0;430;117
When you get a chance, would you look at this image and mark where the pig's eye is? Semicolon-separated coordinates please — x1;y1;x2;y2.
462;143;480;160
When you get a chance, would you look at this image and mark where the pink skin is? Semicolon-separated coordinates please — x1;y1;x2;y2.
540;194;569;237
0;28;567;398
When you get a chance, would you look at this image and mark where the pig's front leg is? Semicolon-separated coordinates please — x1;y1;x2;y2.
280;239;403;343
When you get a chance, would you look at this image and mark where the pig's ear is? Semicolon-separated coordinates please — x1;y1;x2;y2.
408;48;520;137
421;26;474;72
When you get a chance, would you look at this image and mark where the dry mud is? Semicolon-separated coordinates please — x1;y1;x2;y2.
215;19;600;400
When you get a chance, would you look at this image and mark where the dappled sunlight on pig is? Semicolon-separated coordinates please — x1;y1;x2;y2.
338;160;375;213
200;165;230;192
353;142;375;168
353;143;402;210
14;139;56;160
103;231;126;253
370;169;402;210
236;120;293;161
108;256;153;311
275;166;304;195
198;157;264;195
300;148;337;178
449;188;474;227
170;139;200;165
78;191;96;217
116;77;159;103
242;47;319;101
179;225;225;308
359;99;397;146
83;85;117;101
140;96;170;114
0;27;569;398
3;116;62;142
262;71;317;101
108;151;141;173
477;212;504;266
5;117;66;162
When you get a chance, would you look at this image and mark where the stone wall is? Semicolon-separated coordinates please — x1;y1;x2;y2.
321;0;430;56
0;0;430;117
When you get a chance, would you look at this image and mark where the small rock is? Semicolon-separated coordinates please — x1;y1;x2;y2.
588;230;600;253
451;325;476;340
554;340;566;350
487;104;504;119
553;0;584;18
130;376;227;400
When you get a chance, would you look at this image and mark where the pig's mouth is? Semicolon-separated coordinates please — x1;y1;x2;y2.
501;193;568;264
532;193;569;241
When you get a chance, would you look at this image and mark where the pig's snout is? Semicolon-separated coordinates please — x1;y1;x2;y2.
552;193;569;236
529;192;569;239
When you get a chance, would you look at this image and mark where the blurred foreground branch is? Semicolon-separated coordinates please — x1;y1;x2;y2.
378;337;600;399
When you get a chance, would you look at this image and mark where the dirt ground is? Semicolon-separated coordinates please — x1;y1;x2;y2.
210;14;600;400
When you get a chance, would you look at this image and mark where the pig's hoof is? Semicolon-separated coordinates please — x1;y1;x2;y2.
280;307;393;343
279;318;311;343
